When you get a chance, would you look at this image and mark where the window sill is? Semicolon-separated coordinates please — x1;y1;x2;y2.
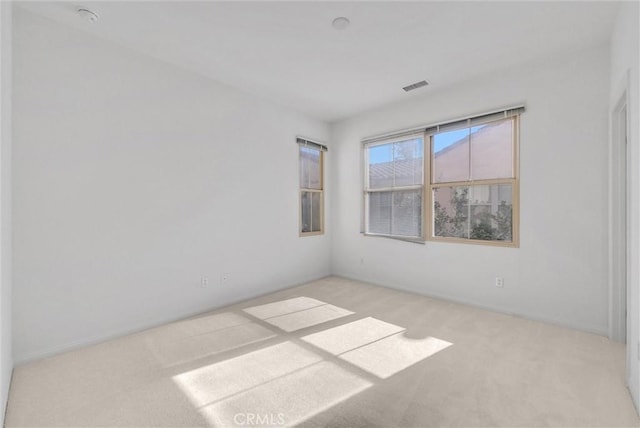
300;231;324;237
429;236;519;248
362;233;426;245
361;232;519;248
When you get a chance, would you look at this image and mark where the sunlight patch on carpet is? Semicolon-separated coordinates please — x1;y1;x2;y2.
340;333;452;379
263;304;354;332
301;316;405;355
198;361;371;427
150;322;276;366
243;297;326;320
173;341;322;408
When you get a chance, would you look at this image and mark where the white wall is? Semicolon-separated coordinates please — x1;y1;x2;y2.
12;8;330;363
0;0;13;422
610;0;640;411
331;45;611;335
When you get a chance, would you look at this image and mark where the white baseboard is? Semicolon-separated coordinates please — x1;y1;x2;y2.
14;272;330;365
333;271;608;338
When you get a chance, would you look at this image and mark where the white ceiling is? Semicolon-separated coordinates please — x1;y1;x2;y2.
18;1;620;122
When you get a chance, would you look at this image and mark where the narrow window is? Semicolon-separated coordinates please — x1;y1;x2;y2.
298;138;326;236
363;134;424;240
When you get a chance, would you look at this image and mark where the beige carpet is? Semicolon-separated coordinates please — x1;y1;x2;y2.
5;276;639;427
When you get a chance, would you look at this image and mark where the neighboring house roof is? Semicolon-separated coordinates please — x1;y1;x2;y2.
368;121;512;186
369;158;423;187
433;124;502;159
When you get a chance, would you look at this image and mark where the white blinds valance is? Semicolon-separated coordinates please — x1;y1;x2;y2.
362;105;525;145
297;137;328;152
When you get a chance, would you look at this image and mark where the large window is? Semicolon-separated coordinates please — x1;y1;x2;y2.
363;108;521;246
431;115;518;245
299;138;326;236
364;135;424;240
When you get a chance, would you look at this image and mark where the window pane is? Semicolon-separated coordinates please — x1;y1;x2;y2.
394;138;423;186
433;186;469;238
433;128;470;183
301;191;312;233
391;190;422;237
311;192;322;232
300;149;306;186
368;137;423;189
368;192;392;235
470;119;513;180
300;147;321;190
301;191;322;234
368;144;394;188
470;183;513;242
433;184;513;242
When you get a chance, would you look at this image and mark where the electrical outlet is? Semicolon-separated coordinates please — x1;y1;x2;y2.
221;273;231;285
200;277;209;288
495;277;504;288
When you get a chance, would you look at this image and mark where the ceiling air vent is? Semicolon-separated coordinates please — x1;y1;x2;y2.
402;80;429;92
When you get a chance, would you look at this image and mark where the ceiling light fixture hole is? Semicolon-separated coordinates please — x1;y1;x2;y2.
332;17;350;30
77;8;99;23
